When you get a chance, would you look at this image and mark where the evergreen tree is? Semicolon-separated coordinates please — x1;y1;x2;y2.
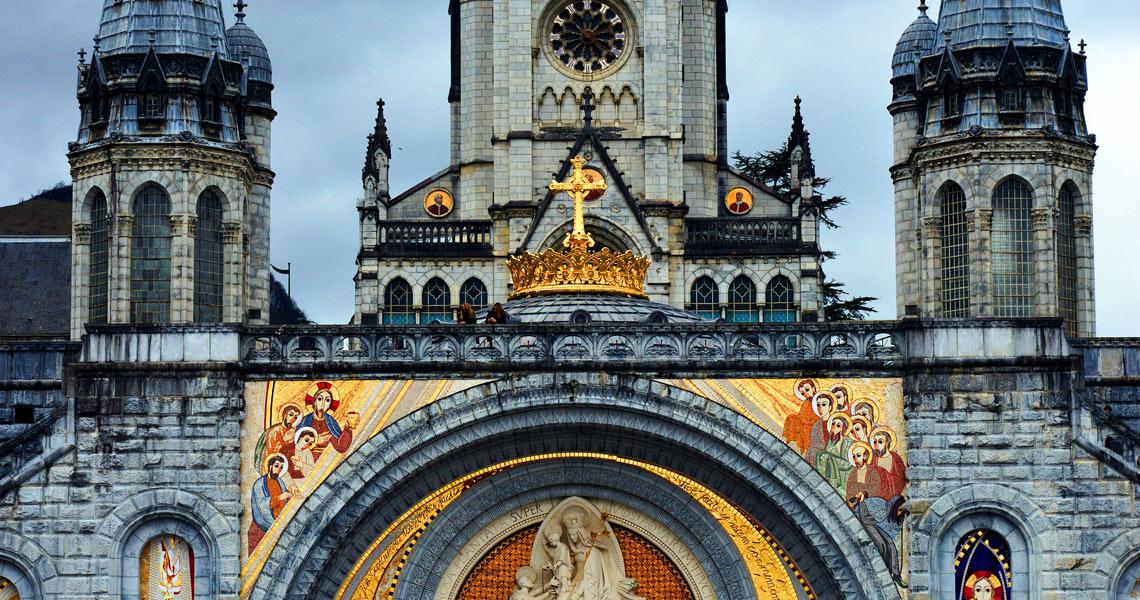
732;143;877;321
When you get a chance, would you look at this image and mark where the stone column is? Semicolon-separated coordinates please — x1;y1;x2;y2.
170;214;193;324
72;223;92;338
223;221;244;323
1074;214;1095;336
921;216;942;317
1033;207;1056;317
973;209;993;317
111;214;133;323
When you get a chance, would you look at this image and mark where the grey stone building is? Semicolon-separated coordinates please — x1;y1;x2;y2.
2;1;1140;600
890;0;1097;337
354;0;825;325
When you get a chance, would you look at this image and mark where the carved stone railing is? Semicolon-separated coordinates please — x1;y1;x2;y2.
240;321;907;376
369;220;494;258
684;218;802;255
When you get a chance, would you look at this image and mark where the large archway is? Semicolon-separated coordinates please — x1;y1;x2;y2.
247;374;899;600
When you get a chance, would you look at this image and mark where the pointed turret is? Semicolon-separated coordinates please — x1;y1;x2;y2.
363;99;392;187
787;97;815;187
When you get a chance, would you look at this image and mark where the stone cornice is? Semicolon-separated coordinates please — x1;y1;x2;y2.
911;132;1096;172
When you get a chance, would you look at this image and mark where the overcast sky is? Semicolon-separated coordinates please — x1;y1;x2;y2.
2;1;1137;334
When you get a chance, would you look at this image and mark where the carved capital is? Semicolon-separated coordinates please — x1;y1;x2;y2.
963;209;977;228
1074;214;1093;237
73;223;92;244
223;221;243;244
976;209;993;230
170;214;189;235
115;215;134;232
1032;208;1052;230
922;216;942;236
186;216;198;237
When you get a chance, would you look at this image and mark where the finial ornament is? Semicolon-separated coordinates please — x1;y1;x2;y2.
78;48;87;65
148;29;157;47
234;0;248;21
506;154;650;299
918;0;928;15
1006;22;1015;39
1079;39;1087;54
581;86;596;129
92;34;101;53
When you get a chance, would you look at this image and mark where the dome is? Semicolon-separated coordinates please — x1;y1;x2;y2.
485;294;708;324
933;0;1069;50
96;0;229;57
893;10;938;79
226;20;272;83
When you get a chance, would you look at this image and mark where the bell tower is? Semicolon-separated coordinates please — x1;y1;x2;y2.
69;0;275;339
890;0;1096;336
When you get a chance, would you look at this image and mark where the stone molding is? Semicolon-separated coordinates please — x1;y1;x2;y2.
406;462;734;600
97;488;236;598
1093;527;1140;597
0;529;55;600
912;484;1053;600
250;374;898;600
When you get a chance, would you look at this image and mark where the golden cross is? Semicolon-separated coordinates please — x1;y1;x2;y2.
549;155;607;250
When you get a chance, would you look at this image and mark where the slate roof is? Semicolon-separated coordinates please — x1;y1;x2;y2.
96;0;229;57
226;19;272;83
934;0;1069;50
488;294;707;324
0;241;71;339
894;9;938;79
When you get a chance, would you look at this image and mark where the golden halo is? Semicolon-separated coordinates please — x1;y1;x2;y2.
725;187;754;215
811;392;836;417
847;441;873;465
870;425;897;451
850;397;880;421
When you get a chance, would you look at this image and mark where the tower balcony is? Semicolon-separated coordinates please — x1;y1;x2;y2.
684;218;803;256
365;220;494;259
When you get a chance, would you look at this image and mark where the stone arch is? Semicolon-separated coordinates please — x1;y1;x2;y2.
757;266;800;300
395;460;745;600
192;180;241;222
986;173;1040;209
1094;526;1140;597
538;86;559;124
77;184;109;220
915;484;1051;600
120;174;178;214
97;489;235;599
0;529;55;600
251;374;899;600
539;215;643;255
924;177;970;219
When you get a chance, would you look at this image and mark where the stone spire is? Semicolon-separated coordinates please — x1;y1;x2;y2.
787;96;815;182
363;99;392;184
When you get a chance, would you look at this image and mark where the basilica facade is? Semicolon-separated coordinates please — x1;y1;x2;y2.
1;1;1139;600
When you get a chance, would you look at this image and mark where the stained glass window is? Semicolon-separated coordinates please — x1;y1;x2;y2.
459;278;488;311
764;275;796;323
1056;184;1079;337
88;189;110;324
939;182;970;318
688;276;720;320
954;529;1012;600
131;184;172;324
991;178;1035;318
139;535;195;600
422;277;452;323
0;575;20;600
194;190;224;323
383;278;414;324
727;276;759;323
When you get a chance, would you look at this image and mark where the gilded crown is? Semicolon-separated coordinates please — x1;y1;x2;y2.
507;155;651;300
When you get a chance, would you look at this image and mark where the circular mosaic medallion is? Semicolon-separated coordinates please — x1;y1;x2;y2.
725;187;754;215
425;189;454;218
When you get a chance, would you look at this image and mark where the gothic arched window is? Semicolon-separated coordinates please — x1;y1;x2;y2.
1056;183;1079;337
383;278;414;324
689;276;720;320
139;535;195;599
727;275;758;323
459;278;488;311
939;182;970;318
764;275;796;323
130;184;172;324
194;189;224;323
88;189;110;324
421;277;452;323
991;178;1035;318
954;529;1013;600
